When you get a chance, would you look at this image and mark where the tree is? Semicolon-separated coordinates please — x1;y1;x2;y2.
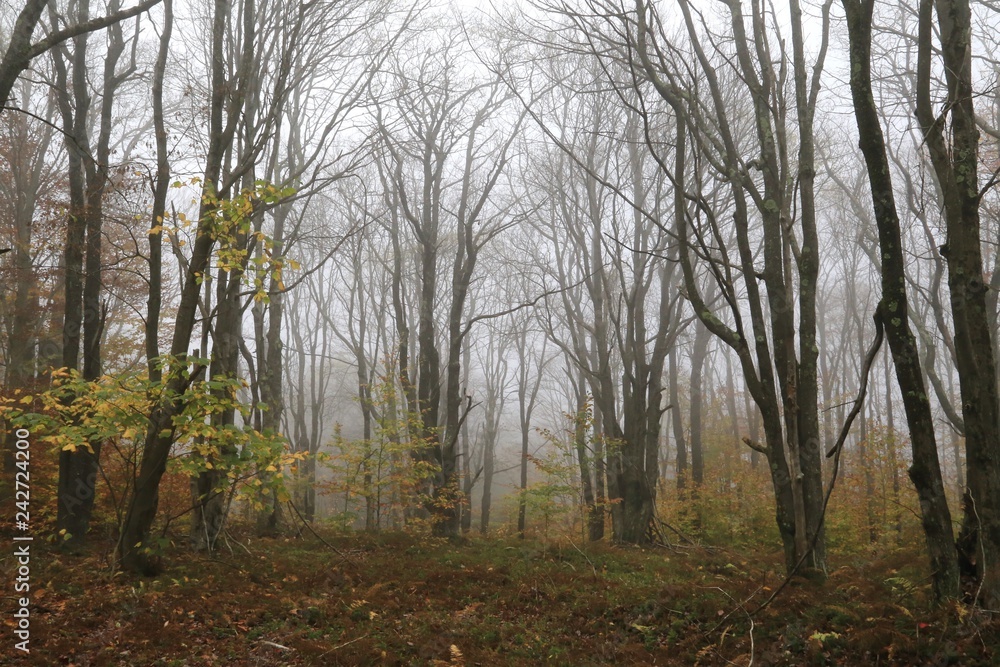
0;0;162;111
120;0;291;569
840;0;960;600
513;314;549;538
913;0;1000;604
548;0;833;569
0;80;57;475
375;33;523;536
475;318;511;534
287;255;337;523
50;0;140;547
522;50;685;543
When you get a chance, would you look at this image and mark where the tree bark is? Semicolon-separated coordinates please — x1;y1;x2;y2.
841;0;960;600
120;0;236;572
54;0;131;548
146;0;172;383
689;322;709;487
914;0;1000;605
669;348;687;490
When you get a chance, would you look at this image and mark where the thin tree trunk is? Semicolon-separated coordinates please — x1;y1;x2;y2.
689;322;709;487
2;92;51;475
146;0;172;382
120;0;236;572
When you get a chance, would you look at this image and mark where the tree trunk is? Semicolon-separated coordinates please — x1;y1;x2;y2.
2;92;51;475
191;261;246;552
842;0;960;600
884;349;902;539
858;398;878;543
54;0;129;547
689;322;709;487
571;374;601;542
478;347;504;534
914;0;1000;605
120;0;235;573
517;381;530;538
146;0;172;383
255;196;290;537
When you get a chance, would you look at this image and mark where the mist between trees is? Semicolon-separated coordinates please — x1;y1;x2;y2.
1;0;1000;610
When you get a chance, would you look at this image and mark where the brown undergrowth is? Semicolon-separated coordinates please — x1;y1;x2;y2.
2;530;997;666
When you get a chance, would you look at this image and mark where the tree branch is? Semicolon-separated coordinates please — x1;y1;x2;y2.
0;0;164;109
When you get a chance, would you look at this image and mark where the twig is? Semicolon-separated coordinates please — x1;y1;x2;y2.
568;537;599;578
317;634;369;658
702;585;760;667
969;492;985;613
753;311;885;615
258;640;293;651
224;529;253;556
653;514;697;546
285;499;352;562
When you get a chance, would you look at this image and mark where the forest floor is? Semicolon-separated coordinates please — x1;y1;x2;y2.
4;529;999;666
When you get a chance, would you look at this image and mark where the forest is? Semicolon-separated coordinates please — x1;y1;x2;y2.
1;0;1000;664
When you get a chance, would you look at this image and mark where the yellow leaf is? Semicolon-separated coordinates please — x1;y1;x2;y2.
19;395;33;405
265;464;277;472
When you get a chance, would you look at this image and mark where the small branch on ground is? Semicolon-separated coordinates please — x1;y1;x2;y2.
286;499;352;562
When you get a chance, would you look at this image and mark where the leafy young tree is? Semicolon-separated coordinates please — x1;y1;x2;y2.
119;0;342;569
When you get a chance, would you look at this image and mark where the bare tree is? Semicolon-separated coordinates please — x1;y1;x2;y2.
0;81;57;474
0;0;162;110
50;0;140;548
521;47;686;543
513;313;549;538
840;0;960;600
375;33;523;536
476;321;511;534
546;0;835;570
914;0;1000;603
